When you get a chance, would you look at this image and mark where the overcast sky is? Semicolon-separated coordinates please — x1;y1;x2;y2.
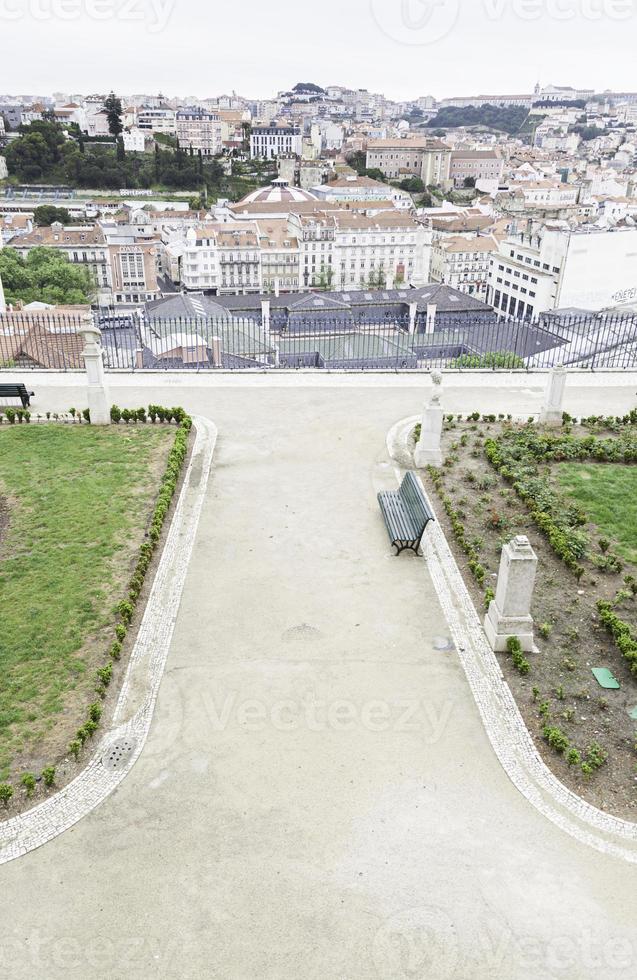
2;0;636;100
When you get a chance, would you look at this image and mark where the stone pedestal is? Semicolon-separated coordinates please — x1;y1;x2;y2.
484;535;538;653
540;365;567;426
77;318;110;425
414;370;444;468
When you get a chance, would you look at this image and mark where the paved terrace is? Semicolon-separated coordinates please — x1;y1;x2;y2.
1;372;636;979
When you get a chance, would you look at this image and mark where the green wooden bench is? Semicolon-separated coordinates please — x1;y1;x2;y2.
0;383;34;408
378;472;435;556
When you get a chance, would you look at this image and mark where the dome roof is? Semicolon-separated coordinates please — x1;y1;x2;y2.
237;179;318;206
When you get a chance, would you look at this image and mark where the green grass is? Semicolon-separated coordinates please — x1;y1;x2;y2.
0;425;174;776
557;463;637;564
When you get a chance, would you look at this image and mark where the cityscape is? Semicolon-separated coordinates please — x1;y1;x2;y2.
1;3;637;979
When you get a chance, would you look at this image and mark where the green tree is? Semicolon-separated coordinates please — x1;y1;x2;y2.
0;247;94;305
104;92;123;138
116;136;126;162
33;205;72;226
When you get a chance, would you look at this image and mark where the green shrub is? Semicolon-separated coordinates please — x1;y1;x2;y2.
567;748;581;767
543;726;570;754
5;408;16;424
115;623;127;642
0;783;13;805
21;772;36;797
117;599;134;624
538;623;553;640
69;739;81;760
88;702;102;724
42;766;56;788
110;405;122;424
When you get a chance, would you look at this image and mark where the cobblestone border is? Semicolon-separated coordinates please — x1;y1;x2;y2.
0;415;217;866
387;420;637;865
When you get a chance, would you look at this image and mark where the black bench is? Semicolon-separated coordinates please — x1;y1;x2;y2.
0;384;34;408
378;472;435;555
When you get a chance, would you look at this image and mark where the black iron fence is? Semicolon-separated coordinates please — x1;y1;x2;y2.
2;309;637;372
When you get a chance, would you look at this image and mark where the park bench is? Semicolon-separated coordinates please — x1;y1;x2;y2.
0;384;34;408
378;471;435;556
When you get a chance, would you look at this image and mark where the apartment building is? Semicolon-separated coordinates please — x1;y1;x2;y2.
365;138;452;185
288;209;431;291
449;150;504;188
137;105;177;136
430;235;500;300
181;224;261;294
487;225;637;317
250;126;303;160
176;109;222;156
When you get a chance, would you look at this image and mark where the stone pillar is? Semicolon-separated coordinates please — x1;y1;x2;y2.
539;365;567;426
426;303;437;335
484;535;538;653
261;299;271;340
414;369;444;469
408;301;418;336
211;335;222;368
77;316;110;425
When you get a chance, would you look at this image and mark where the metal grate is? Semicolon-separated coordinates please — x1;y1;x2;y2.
101;738;136;772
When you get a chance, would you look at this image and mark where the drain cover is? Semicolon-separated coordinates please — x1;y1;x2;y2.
101;738;136;772
433;636;454;652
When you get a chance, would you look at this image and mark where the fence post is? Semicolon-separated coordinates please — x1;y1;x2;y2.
539;364;567;425
77;314;111;425
408;301;417;336
426;303;437;335
414;369;444;468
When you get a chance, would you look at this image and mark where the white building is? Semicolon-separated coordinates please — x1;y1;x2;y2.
310;175;413;209
137;106;177;136
122;128;147;153
431;235;500;300
487;224;637;317
250;127;303;160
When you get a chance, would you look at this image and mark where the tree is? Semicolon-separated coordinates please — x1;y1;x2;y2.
0;247;95;305
116;136;126;162
34;205;72;226
399;176;425;193
463;176;476;188
104;92;123;138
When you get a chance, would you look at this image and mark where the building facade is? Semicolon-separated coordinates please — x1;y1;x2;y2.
366;138;452;184
449;151;504;188
176;109;222;156
250;127;303;160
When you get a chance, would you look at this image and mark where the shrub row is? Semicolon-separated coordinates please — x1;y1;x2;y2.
597;597;637;676
427;465;487;587
506;636;531;675
110;404;187;425
68;407;192;765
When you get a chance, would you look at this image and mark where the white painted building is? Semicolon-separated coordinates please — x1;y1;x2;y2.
250;127;303;160
122;128;147;153
431;234;500;300
487;224;637;317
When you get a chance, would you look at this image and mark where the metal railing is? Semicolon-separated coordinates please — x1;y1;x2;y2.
2;309;637;372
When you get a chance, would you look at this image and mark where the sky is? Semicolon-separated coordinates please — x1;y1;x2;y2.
1;0;636;101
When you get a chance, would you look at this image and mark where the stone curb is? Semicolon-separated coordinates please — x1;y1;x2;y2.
0;415;217;866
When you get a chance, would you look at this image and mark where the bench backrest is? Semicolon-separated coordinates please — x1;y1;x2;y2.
0;385;26;394
399;472;431;529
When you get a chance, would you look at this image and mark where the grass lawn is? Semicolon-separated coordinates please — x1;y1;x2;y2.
0;424;175;778
556;462;637;565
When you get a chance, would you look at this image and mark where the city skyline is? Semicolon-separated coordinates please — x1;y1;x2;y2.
1;0;636;101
